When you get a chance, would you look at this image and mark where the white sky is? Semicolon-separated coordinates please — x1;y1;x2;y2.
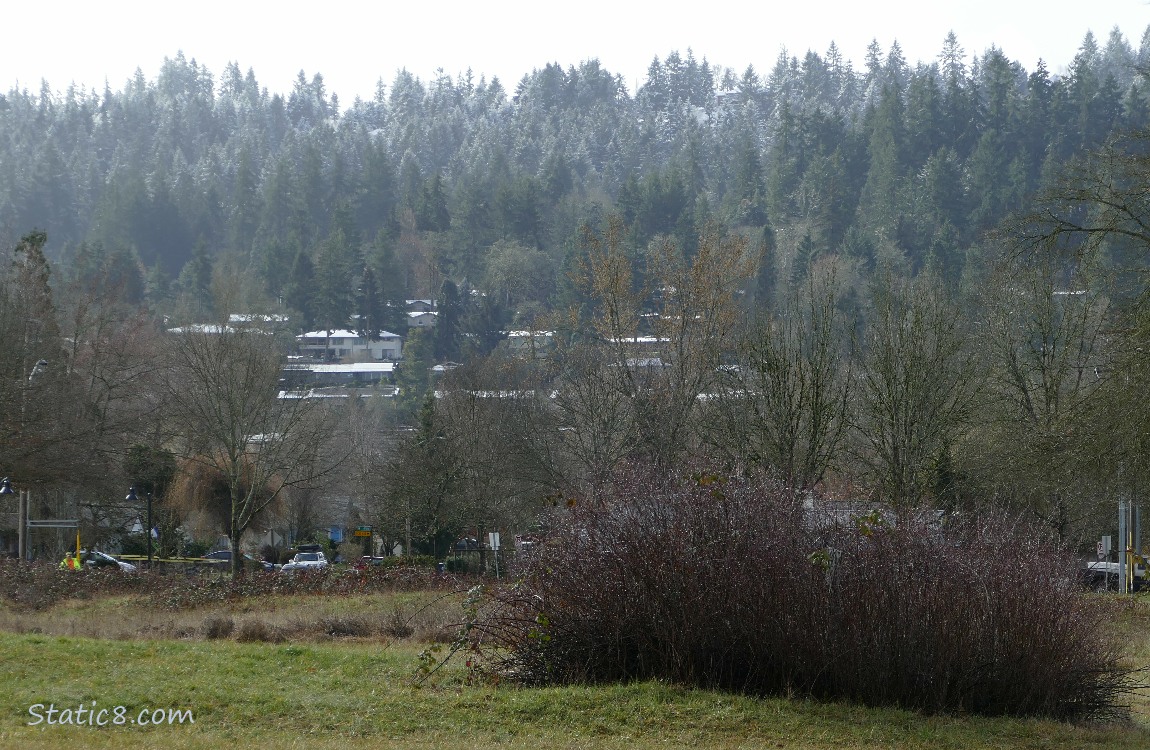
4;1;1148;102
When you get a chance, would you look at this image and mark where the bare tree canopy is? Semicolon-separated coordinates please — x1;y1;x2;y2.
711;262;853;490
852;273;980;507
162;329;342;574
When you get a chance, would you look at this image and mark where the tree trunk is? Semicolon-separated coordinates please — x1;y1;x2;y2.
230;492;244;578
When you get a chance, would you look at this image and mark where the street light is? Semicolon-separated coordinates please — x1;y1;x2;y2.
126;486;153;567
28;359;47;381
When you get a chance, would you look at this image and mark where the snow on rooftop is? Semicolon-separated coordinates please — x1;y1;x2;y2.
297;329;402;339
306;363;395;373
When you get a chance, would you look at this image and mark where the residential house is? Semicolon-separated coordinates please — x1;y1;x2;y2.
296;329;403;361
504;330;554;358
407;311;438;328
405;299;437;313
281;362;396;389
168;312;289;336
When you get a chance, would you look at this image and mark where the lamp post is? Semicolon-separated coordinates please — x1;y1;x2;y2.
126;487;153;567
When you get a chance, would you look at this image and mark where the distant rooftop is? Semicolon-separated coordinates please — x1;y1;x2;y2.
166;323;236;334
298;329;402;339
286;362;395;374
229;313;289;324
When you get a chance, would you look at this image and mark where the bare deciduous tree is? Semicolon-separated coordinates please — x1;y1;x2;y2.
962;247;1108;538
162;328;341;574
710;260;853;491
974;129;1150;537
563;217;756;472
551;343;637;492
851;273;980;507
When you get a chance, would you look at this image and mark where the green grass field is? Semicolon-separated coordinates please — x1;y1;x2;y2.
2;590;1149;749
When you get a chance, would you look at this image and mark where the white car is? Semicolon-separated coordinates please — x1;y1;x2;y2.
280;550;329;573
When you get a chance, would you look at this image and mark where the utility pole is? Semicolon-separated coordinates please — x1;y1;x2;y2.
2;478;17;558
14;360;48;561
1120;499;1129;594
1118;500;1140;594
17;489;26;560
126;487;154;567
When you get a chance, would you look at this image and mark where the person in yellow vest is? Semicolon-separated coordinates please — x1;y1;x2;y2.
59;550;81;571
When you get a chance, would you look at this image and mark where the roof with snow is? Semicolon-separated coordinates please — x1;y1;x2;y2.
297;363;395;374
297;329;402;340
167;324;236;334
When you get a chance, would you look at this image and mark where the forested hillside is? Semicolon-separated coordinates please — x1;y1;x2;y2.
2;29;1146;327
4;26;1150;555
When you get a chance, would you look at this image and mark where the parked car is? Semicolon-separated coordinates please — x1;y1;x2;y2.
356;555;387;566
202;550;274;571
1082;559;1147;592
60;549;137;572
280;550;329;573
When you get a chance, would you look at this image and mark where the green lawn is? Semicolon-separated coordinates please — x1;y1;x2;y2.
1;632;1148;750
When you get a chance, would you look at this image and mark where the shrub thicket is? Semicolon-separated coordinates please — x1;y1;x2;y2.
467;464;1126;721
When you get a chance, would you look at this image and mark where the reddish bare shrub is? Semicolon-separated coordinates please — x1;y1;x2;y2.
808;511;1123;718
468;463;1125;721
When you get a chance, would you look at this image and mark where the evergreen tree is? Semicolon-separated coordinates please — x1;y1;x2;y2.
395;327;436;414
461;293;508;357
176;238;214;319
313;229;358;334
366;230;407;333
904;69;942;169
416;172;451;232
495;174;544;247
939;31;976;158
284;248;316;331
435;278;463;361
858;83;907;235
12;230;61;353
356;264;384;341
228;144;262;256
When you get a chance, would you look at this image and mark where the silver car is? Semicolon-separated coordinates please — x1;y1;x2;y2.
280;551;328;573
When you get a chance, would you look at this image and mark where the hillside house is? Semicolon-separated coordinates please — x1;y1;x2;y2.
281;362;396;388
296;329;403;361
407;311;438;328
504;330;555;357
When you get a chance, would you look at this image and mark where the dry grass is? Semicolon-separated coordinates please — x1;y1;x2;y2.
0;590;462;645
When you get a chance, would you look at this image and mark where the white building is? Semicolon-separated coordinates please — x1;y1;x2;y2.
407;311;438;328
405;299;437;313
296;329;403;361
281;362;396;388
